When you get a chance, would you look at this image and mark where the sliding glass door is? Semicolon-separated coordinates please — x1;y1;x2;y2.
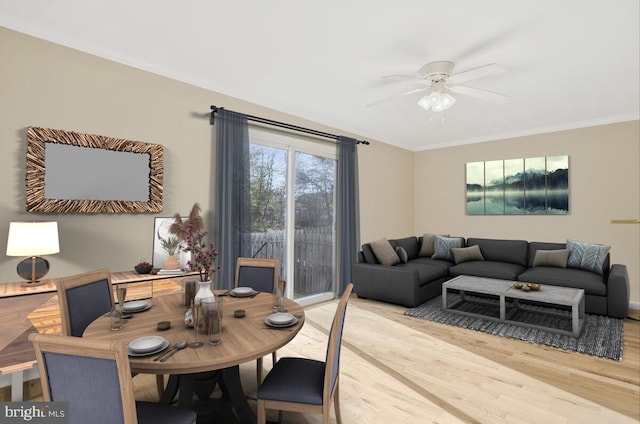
247;128;336;303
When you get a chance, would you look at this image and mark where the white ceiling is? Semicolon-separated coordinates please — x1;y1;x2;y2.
1;0;639;151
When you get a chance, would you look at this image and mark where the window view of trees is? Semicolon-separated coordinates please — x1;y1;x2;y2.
249;145;286;232
295;152;334;228
248;142;336;298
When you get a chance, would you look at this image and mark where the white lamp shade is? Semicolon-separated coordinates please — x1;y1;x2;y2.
6;222;60;256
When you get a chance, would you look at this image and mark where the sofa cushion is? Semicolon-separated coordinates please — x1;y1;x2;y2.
449;261;526;280
532;249;569;268
518;267;606;296
566;239;610;275
361;244;379;264
466;238;528;266
369;238;400;266
528;242;566;266
451;245;484;264
409;256;453;271
390;236;420;261
399;262;449;283
418;233;450;257
395;247;409;264
432;236;464;261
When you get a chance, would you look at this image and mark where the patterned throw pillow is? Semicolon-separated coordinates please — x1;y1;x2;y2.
418;233;450;257
566;239;610;275
451;245;484;264
395;246;409;264
369;238;400;266
431;235;464;261
532;249;570;268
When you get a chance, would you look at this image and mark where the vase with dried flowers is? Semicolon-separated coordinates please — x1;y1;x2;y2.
169;203;221;303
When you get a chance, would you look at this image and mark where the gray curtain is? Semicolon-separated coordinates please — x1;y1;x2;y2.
215;109;251;290
336;136;360;294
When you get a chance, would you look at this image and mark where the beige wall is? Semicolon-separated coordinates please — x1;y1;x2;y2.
414;121;640;306
0;27;413;282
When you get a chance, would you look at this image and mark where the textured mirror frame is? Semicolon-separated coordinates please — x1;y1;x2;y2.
26;126;163;213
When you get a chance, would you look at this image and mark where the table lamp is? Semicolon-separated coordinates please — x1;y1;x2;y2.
6;221;60;287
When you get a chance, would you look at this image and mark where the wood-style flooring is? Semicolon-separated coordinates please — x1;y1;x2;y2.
130;296;640;424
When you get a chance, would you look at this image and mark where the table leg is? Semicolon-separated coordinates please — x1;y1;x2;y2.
442;287;448;310
159;374;180;405
221;365;256;424
572;296;585;337
177;375;196;409
499;295;506;321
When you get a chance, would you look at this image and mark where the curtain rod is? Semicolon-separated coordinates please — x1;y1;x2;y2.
210;105;370;145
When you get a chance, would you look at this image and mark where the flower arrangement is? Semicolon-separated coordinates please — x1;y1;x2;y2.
169;203;220;282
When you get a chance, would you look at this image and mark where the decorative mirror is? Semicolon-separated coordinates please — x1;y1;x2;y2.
26;127;163;213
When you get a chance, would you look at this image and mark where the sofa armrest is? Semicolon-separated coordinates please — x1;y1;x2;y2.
607;264;630;318
352;263;421;307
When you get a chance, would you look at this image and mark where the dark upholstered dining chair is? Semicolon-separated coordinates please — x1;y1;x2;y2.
29;333;197;424
235;257;280;294
235;257;281;386
55;268;165;396
256;283;353;424
55;268;114;337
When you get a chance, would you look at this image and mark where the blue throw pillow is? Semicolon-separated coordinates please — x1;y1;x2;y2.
432;236;464;261
566;239;610;275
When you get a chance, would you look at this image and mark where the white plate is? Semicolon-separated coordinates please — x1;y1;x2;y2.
127;339;170;357
230;287;256;297
265;315;298;328
267;312;295;325
123;300;149;312
128;336;166;354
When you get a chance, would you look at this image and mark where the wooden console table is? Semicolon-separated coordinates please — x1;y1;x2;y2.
0;270;194;401
0;270;197;298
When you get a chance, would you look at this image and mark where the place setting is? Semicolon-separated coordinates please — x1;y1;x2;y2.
122;299;153;313
227;286;259;298
126;335;170;357
264;312;299;330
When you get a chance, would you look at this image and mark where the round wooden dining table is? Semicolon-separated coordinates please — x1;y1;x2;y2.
84;290;305;423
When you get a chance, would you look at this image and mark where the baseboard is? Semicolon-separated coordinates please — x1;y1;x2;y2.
629;300;640;312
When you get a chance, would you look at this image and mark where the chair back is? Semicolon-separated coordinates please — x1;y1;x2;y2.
235;257;280;293
55;268;114;337
29;333;138;424
323;283;353;401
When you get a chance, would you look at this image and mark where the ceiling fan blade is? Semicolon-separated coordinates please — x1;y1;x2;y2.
366;87;428;107
381;74;423;81
449;85;510;103
449;63;506;83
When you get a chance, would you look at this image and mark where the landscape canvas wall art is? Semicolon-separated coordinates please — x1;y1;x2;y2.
466;155;569;215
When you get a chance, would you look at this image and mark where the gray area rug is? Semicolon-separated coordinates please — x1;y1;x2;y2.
405;294;623;361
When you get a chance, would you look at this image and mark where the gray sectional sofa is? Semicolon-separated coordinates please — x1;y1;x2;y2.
352;235;630;318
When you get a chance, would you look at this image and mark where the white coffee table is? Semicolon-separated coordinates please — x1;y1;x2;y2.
442;275;585;337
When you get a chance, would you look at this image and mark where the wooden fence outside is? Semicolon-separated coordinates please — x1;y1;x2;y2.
244;228;334;297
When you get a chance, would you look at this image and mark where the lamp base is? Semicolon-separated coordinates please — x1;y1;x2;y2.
20;280;47;288
17;256;49;287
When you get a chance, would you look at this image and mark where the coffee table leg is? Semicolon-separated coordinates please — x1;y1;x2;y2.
500;295;506;320
572;296;585;337
221;365;256;424
442;287;448;310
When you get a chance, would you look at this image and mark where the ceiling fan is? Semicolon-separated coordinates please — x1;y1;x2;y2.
367;61;510;112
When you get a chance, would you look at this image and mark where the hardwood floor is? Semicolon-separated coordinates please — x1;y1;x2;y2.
130;296;639;424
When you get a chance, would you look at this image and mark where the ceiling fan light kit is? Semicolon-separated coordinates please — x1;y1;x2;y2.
418;87;456;112
369;60;509;113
